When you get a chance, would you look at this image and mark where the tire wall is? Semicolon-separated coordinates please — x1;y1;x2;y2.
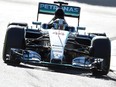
91;36;111;72
5;26;25;49
3;26;25;61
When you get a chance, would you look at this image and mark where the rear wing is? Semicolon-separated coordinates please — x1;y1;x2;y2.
37;2;81;26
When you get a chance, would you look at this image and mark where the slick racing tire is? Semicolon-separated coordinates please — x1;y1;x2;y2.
3;25;25;65
90;36;111;76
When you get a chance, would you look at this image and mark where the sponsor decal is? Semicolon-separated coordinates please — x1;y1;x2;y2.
52;31;64;35
53;50;62;53
39;3;80;16
40;3;57;11
62;6;79;13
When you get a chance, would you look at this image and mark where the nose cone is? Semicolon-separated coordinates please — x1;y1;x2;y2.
51;59;62;64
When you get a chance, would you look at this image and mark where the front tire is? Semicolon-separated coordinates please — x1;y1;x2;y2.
3;25;25;65
90;36;111;76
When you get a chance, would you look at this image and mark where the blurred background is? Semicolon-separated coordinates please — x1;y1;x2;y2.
65;0;116;7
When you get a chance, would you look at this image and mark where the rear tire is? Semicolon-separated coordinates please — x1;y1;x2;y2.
90;36;111;76
3;25;25;65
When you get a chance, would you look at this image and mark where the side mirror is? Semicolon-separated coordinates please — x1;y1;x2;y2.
32;21;41;25
32;21;41;29
77;26;86;32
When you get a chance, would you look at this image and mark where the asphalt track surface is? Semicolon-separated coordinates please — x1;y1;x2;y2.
0;0;116;87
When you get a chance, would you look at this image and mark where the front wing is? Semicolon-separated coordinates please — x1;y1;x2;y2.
9;48;104;70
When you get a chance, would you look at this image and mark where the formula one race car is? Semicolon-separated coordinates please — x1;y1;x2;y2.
3;1;111;76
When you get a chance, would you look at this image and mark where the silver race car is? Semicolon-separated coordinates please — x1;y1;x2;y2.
3;1;111;76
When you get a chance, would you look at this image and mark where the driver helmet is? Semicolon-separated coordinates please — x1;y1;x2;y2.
53;19;68;30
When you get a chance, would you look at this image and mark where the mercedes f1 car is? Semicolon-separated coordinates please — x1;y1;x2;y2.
3;1;111;76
